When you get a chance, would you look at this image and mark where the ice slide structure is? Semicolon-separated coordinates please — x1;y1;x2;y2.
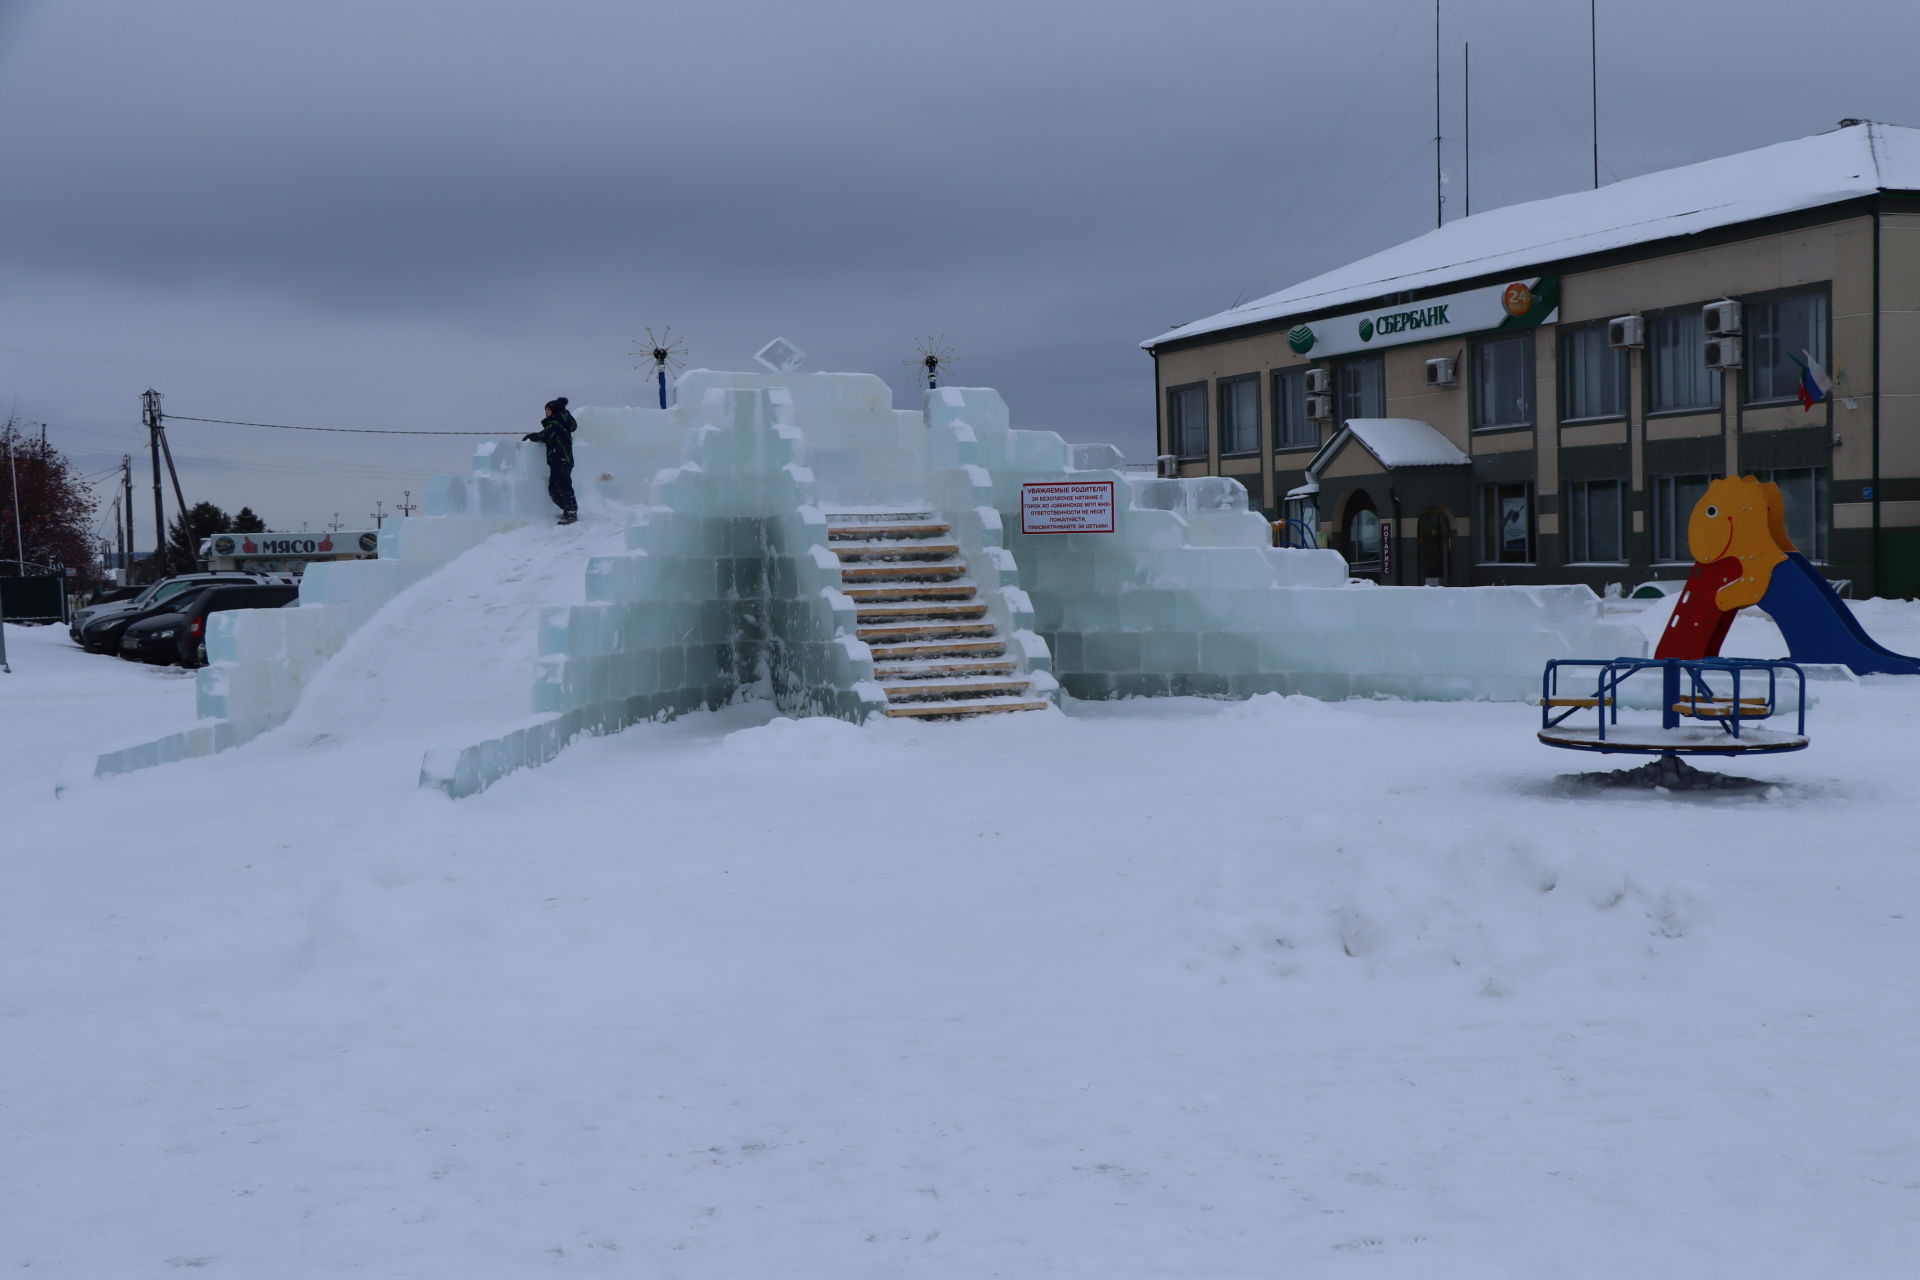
94;370;1642;797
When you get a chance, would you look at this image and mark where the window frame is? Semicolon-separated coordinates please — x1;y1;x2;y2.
1645;305;1723;417
1216;372;1261;457
1334;355;1385;423
1558;322;1629;423
1271;366;1317;451
1478;481;1536;564
1167;381;1208;460
1650;472;1713;565
1563;478;1629;565
1471;332;1537;432
1742;288;1831;407
1751;465;1831;563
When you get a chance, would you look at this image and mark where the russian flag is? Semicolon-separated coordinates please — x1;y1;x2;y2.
1792;348;1833;410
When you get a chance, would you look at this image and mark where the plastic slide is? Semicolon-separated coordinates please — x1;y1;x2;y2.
1655;476;1920;675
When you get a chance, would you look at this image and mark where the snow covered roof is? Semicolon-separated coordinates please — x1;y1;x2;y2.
1147;122;1920;350
1308;418;1468;476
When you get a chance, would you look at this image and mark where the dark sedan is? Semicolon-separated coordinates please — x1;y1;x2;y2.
119;584;299;667
80;583;230;654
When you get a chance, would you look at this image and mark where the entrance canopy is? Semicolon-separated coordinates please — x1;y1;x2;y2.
1304;418;1469;482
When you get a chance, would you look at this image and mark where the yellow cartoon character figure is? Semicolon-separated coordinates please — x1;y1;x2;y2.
1687;476;1792;611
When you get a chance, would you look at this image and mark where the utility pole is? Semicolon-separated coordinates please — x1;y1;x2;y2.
396;490;416;517
113;494;126;584
328;512;343;533
122;455;134;581
370;500;386;530
143;389;164;576
7;431;23;575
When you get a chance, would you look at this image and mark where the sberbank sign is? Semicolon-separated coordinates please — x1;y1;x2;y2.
1278;277;1557;359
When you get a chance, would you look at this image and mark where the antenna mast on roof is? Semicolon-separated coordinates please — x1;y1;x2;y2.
1433;0;1443;228
1590;0;1600;188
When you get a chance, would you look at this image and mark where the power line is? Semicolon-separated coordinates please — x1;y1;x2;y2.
163;413;502;437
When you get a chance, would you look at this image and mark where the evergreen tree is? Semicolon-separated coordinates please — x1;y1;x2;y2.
0;417;100;583
231;507;267;533
164;501;232;575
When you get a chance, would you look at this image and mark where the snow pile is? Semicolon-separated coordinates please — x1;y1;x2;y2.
8;634;1920;1275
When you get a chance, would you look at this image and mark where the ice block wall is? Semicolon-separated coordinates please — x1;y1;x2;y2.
924;387;1645;702
419;382;893;797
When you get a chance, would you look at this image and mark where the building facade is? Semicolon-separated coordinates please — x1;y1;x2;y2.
1143;123;1920;598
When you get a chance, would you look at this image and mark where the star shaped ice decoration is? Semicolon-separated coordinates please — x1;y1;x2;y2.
753;337;805;373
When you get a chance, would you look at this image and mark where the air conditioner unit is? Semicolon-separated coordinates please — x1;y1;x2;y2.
1608;315;1645;349
1424;356;1457;387
1704;335;1743;369
1303;367;1332;395
1703;299;1742;336
1305;394;1333;421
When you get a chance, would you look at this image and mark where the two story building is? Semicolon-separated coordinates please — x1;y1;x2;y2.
1142;121;1920;598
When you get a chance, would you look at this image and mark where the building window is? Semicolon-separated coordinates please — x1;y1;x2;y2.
1168;382;1207;458
1272;367;1315;448
1752;466;1830;562
1217;374;1260;455
1648;310;1722;413
1336;357;1385;422
1565;479;1627;563
1472;334;1535;430
1650;473;1711;563
1560;324;1627;421
1479;482;1534;563
1746;292;1829;405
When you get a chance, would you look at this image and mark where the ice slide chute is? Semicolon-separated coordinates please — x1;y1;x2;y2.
1654;476;1920;675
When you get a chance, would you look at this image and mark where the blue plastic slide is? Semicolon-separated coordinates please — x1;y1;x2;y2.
1757;553;1920;675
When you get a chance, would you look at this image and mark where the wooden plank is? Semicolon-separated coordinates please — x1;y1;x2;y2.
883;700;1049;718
873;661;1018;678
857;622;998;641
882;680;1030;698
842;584;977;601
1673;702;1774;718
868;640;1007;659
832;542;960;559
839;563;966;580
827;524;949;540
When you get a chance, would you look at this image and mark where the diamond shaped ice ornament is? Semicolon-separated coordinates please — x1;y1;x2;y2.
754;337;805;373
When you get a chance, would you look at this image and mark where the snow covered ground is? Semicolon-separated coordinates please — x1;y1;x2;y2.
4;605;1918;1278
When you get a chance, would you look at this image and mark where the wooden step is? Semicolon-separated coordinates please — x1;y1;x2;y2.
831;541;961;560
883;698;1050;719
857;621;998;643
842;583;977;602
827;523;949;541
882;679;1031;700
840;561;966;581
868;638;1008;660
873;659;1018;679
855;601;988;624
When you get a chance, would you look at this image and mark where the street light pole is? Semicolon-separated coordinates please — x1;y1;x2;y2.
8;431;24;575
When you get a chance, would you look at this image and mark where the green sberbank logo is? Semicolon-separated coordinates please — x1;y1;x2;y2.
1286;325;1315;355
1357;318;1375;343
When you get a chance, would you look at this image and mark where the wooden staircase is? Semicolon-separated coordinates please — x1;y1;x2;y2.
827;512;1049;719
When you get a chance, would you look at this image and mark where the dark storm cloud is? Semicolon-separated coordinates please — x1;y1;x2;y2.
3;0;1918;533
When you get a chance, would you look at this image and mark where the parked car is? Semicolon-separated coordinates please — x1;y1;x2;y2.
119;583;299;667
69;572;275;644
78;582;234;654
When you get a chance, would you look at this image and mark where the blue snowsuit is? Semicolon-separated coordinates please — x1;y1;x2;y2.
524;407;578;516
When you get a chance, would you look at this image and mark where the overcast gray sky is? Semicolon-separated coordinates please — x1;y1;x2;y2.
3;0;1916;541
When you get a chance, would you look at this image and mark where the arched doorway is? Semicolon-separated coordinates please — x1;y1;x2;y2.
1339;490;1382;576
1417;507;1452;585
